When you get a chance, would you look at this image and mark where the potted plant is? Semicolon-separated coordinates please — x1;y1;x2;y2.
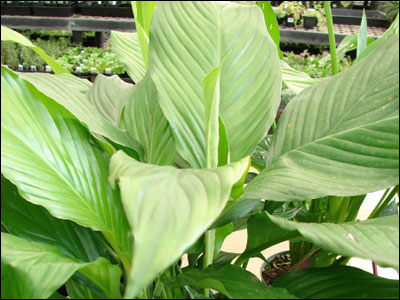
1;1;399;299
273;6;286;24
77;1;133;18
278;1;305;27
303;9;318;28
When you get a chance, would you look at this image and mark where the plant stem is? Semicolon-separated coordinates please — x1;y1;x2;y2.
203;229;215;296
324;1;338;75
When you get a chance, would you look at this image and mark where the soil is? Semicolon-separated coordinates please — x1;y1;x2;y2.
261;253;291;286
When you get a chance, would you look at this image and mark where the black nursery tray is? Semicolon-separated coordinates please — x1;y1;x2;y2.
77;5;133;18
1;3;32;16
31;5;75;17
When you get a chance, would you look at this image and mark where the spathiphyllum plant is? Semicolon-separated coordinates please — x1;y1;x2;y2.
1;1;399;299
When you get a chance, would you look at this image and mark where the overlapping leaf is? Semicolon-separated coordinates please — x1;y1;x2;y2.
148;1;281;168
1;233;122;299
163;264;296;299
121;74;176;165
1;176;107;262
244;35;399;201
109;151;249;298
1;67;132;269
273;265;399;299
110;31;146;83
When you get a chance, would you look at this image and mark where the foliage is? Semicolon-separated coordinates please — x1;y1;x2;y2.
1;1;399;300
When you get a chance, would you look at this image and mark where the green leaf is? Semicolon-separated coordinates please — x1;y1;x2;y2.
163;264;296;299
1;25;70;74
235;212;298;265
88;74;134;127
204;64;223;168
1;67;132;270
66;278;105;299
110;31;146;83
211;198;263;229
132;1;157;69
273;265;399;299
244;35;399;201
17;70;143;156
1;233;122;299
265;213;399;270
149;1;281;168
257;1;283;59
1;176;107;262
281;60;323;94
213;223;233;259
109;151;249;298
218;116;230;166
355;14;399;63
121;73;176;165
357;10;368;57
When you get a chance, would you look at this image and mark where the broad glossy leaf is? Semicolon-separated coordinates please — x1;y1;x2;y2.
110;31;146;83
149;1;281;168
121;74;176;165
1;176;107;262
244;35;399;201
1;233;122;299
1;25;69;74
88;74;134;127
1;67;132;269
213;223;233;259
265;213;399;270
236;212;299;265
281;60;323;94
357;10;368;57
66;278;105;299
17;71;143;155
162;264;296;299
109;151;249;298
273;265;399;299
131;1;156;69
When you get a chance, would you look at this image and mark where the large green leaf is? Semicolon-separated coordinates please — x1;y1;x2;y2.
109;151;249;298
1;25;70;74
162;264;296;299
121;74;176;165
149;1;281;168
244;35;399;201
131;1;157;69
281;60;323;95
1;233;122;299
273;265;399;299
1;67;132;269
264;213;399;270
1;176;107;262
17;71;142;156
110;31;146;83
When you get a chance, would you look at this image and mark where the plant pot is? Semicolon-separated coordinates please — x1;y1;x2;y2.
1;2;32;16
277;17;285;25
260;250;291;286
285;15;296;27
303;16;317;28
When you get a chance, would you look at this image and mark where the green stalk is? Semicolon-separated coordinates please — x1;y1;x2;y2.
203;229;215;296
324;1;338;75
